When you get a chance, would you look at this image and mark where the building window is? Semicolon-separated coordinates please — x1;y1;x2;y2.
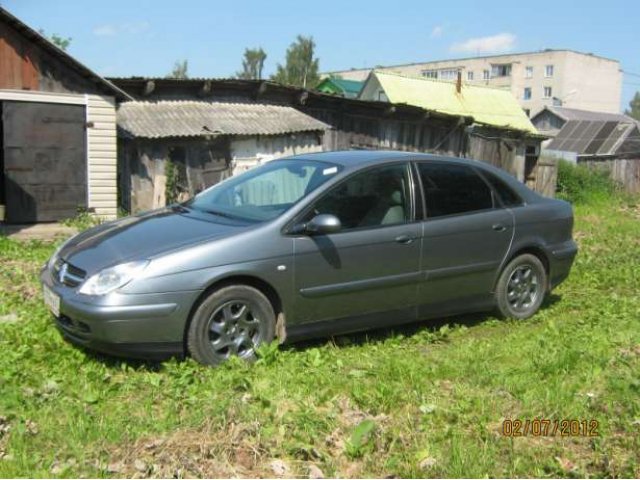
525;66;533;78
467;71;474;81
491;64;512;77
543;86;552;98
545;65;554;77
422;69;438;79
483;69;490;80
523;87;532;100
439;69;459;81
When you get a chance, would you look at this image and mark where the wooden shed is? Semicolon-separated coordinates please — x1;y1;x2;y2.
110;77;553;206
0;7;130;224
115;99;329;212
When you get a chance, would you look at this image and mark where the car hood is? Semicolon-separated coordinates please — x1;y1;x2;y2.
59;207;252;274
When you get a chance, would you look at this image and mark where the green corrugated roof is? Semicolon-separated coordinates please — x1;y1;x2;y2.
316;77;364;98
368;71;537;134
330;78;364;96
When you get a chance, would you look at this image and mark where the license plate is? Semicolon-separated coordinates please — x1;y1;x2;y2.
43;285;60;317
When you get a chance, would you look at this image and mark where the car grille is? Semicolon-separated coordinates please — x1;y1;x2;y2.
57;315;91;335
52;258;87;287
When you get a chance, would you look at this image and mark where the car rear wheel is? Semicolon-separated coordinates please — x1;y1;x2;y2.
495;254;547;320
187;285;276;366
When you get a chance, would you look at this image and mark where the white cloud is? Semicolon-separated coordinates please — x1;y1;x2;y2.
92;21;150;37
450;33;516;54
92;24;117;36
122;21;150;35
430;25;444;38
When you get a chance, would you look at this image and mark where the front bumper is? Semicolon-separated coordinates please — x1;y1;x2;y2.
40;267;202;360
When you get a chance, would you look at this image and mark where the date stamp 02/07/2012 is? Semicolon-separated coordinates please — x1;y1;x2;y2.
501;419;600;437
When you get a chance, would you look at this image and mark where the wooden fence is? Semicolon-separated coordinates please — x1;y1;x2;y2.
528;156;558;198
579;157;640;195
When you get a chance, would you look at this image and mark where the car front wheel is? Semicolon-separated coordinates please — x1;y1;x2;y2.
495;253;547;320
187;285;276;366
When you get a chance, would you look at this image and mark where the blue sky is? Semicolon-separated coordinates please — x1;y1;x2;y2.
4;0;640;111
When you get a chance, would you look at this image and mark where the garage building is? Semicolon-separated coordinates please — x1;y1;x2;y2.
0;7;130;224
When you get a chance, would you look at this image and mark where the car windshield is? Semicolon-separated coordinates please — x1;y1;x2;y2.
186;159;342;222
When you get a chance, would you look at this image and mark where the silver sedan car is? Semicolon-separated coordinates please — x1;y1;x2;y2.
41;151;577;365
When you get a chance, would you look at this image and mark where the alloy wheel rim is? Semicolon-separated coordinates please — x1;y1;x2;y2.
506;264;539;313
208;301;262;359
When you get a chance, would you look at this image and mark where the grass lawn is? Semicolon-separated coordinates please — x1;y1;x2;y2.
0;197;638;478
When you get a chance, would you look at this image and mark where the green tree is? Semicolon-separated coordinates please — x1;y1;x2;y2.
625;91;640;121
271;35;319;88
236;47;267;80
38;29;72;51
166;60;189;79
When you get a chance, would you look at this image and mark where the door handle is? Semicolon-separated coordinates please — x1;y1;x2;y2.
395;234;414;244
492;223;507;232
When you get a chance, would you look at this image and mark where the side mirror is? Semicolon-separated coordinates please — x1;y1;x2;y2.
304;214;341;235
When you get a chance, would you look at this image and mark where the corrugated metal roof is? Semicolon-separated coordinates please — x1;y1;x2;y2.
539;106;635;123
332;78;364;95
107;77;468;124
316;78;364;98
547;119;638;155
117;100;330;138
361;71;538;134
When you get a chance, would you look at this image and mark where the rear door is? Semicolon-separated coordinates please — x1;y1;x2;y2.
292;162;421;327
2;101;86;223
415;161;514;316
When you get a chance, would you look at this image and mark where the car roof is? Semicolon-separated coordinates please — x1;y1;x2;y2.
290;150;414;166
284;150;543;204
289;150;482;169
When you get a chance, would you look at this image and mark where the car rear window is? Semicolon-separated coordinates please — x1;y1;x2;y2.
481;171;523;207
418;163;493;218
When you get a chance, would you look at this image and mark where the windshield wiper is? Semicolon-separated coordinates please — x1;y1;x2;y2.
200;208;239;220
170;204;190;213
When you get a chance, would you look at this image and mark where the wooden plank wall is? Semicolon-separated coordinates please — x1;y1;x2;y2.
468;135;519;178
0;19;106;95
301;107;546;189
531;157;558;198
580;157;640;194
0;22;38;90
121;138;231;213
120;141;169;213
305;109;469;157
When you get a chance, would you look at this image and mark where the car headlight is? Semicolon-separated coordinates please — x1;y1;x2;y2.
78;260;149;296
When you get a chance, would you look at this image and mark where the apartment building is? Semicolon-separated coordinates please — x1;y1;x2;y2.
326;50;622;116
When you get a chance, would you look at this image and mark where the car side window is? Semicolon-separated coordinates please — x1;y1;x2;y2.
480;171;523;207
418;163;493;218
304;164;411;230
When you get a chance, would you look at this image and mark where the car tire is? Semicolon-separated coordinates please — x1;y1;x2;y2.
187;285;276;366
495;254;547;320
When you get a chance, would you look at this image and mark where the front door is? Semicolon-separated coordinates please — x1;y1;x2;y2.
415;161;514;316
2;101;87;223
292;163;421;327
